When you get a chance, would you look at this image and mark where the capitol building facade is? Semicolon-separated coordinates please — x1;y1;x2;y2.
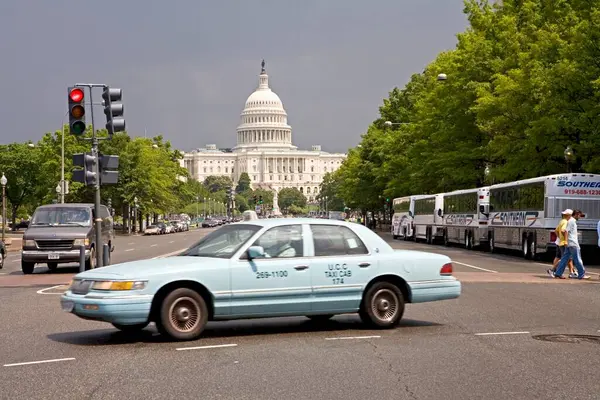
181;61;346;212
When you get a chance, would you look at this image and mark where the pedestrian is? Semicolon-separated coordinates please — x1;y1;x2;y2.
548;211;574;277
597;219;600;249
550;209;591;280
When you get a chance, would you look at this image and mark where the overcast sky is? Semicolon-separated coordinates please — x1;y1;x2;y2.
0;0;467;153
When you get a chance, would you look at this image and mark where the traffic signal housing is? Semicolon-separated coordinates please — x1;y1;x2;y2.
102;86;126;136
68;87;86;136
72;153;98;186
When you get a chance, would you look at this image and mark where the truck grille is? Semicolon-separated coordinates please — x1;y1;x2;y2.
36;239;74;250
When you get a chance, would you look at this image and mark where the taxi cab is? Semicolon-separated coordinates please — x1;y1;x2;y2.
60;218;461;341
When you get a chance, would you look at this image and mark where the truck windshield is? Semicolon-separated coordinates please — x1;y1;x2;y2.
30;207;91;227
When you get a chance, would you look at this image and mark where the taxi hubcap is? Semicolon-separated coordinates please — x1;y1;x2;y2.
169;297;200;333
371;289;399;323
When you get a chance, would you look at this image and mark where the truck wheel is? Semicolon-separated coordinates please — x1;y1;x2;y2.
22;262;34;275
47;262;58;272
85;247;95;270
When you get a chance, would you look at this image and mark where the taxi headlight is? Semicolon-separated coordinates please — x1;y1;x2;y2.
91;281;147;291
73;238;89;246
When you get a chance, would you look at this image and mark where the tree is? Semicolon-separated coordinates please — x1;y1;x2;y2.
317;172;345;211
235;194;249;212
236;172;251;193
278;188;306;211
204;175;233;193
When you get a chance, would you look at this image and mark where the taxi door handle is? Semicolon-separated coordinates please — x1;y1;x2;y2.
358;262;371;268
294;265;309;271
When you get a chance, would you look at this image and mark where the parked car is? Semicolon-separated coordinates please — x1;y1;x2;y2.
60;218;461;341
21;203;114;274
156;222;167;234
144;225;160;235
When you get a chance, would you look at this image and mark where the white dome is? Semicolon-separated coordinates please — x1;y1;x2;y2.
235;61;294;151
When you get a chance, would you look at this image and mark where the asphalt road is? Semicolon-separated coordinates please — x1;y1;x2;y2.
0;228;599;399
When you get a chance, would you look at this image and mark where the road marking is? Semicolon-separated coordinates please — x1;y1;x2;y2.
169;241;175;244
453;261;498;273
474;331;530;336
128;242;134;245
176;343;238;351
153;248;188;259
325;335;381;341
150;244;157;247
12;259;20;263
4;357;75;367
125;249;134;252
37;284;69;295
535;262;600;275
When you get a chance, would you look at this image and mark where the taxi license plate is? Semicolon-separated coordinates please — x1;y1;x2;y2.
48;252;60;260
61;301;74;312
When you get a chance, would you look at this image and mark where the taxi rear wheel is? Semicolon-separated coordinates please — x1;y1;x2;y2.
360;282;405;328
157;288;208;341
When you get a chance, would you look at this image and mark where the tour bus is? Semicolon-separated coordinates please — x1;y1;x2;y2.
439;187;490;249
391;196;410;239
485;173;600;259
413;193;445;244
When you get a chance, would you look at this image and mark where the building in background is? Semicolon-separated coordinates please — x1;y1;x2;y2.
182;60;346;213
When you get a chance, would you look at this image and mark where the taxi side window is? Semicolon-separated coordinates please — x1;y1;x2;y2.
310;225;368;256
251;225;304;258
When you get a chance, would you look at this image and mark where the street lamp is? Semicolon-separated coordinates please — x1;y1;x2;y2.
27;143;35;148
1;174;7;244
204;196;207;218
133;196;139;233
384;121;410;127
564;146;574;172
437;73;447;81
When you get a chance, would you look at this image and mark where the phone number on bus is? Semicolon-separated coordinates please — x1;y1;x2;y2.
563;189;600;196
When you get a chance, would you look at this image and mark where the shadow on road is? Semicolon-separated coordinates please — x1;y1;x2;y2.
47;316;442;346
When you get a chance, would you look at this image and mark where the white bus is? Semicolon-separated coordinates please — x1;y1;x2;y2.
391;196;416;240
440;187;490;249
413;194;445;244
485;173;600;259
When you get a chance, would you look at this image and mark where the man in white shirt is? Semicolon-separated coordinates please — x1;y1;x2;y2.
553;209;590;279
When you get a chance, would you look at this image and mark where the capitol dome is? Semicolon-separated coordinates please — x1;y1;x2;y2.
235;60;295;150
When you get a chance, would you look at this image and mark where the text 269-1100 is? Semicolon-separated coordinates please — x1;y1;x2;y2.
256;271;288;279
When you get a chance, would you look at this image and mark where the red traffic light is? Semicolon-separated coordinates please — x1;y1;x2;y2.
69;88;84;102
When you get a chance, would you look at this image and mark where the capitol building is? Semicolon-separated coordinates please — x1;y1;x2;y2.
181;61;346;212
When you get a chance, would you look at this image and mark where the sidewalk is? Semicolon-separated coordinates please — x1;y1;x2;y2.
455;271;600;284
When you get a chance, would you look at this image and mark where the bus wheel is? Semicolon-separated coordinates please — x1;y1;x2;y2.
443;232;450;247
521;234;529;259
528;235;537;260
488;234;495;253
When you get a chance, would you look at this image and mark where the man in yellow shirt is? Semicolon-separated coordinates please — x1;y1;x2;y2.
548;210;574;277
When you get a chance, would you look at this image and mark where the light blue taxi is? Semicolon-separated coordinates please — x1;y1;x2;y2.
60;218;461;341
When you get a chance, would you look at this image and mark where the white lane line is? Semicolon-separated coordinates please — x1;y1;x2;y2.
4;357;75;367
453;261;498;273
169;241;175;244
128;242;134;245
153;248;188;259
12;259;20;263
474;331;530;336
150;244;157;247
325;335;381;341
125;249;134;252
176;343;238;351
36;284;68;295
535;262;600;275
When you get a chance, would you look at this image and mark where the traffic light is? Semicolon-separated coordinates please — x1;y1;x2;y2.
259;195;263;204
253;195;257;204
72;153;98;186
227;187;235;199
102;86;125;137
99;154;119;184
68;86;86;136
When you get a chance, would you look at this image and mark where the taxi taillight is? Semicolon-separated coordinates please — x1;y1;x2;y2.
440;263;453;276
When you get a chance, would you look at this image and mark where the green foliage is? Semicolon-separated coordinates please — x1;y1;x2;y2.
317;172;345;211
329;0;600;213
204;175;233;193
278;188;307;211
236;172;251;193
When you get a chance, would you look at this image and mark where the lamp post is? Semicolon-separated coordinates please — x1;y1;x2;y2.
195;196;199;221
564;146;574;173
204;197;207;219
55;184;61;203
1;174;7;244
133;196;138;233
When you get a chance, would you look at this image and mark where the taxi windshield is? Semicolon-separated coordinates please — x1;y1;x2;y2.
179;224;261;259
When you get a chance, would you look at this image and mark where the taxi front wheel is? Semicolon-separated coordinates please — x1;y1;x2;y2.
360;282;405;328
157;288;208;341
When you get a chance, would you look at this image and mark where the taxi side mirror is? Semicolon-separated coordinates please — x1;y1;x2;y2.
247;246;265;260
